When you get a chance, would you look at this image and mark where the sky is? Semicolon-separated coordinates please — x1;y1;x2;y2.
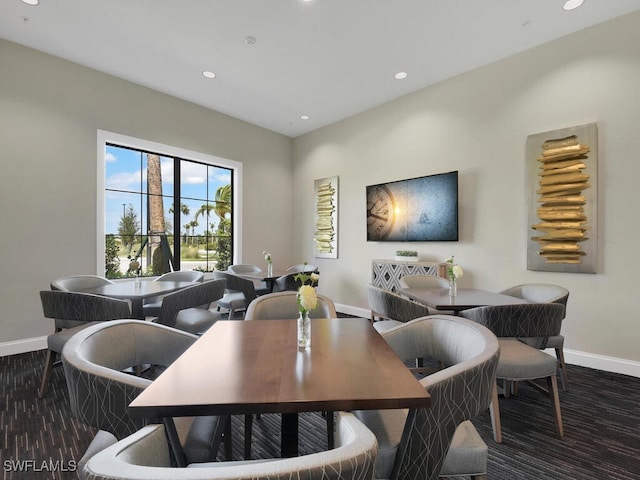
104;145;231;236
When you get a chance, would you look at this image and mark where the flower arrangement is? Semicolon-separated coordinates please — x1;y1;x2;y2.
445;256;463;281
396;250;418;257
294;270;320;314
262;251;272;265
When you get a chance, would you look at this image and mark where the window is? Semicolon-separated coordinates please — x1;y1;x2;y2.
98;131;242;278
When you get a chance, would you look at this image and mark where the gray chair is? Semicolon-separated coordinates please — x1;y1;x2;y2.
142;270;205;318
211;271;257;319
398;275;453;315
227;264;269;294
153;279;226;335
62;320;230;478
354;315;499;480
50;274;114;292
461;303;566;442
80;411;378;480
500;283;570;390
242;291;337;459
245;291;337;320
38;290;131;398
286;263;319;272
366;284;433;333
50;275;115;329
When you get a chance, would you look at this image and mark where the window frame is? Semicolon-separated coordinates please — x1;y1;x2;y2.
97;130;243;275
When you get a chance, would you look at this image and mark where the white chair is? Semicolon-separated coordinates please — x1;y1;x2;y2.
500;283;570;390
142;270;204;318
80;412;377;480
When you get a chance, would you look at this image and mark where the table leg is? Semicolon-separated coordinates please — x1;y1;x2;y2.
163;418;186;467
281;413;299;457
130;299;144;319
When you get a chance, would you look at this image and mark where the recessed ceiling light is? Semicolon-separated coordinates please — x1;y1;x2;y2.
563;0;584;11
394;71;408;80
300;115;310;120
21;0;39;5
202;71;217;79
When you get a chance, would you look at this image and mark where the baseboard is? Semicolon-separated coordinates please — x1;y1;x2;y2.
563;349;640;378
0;336;47;357
335;303;640;378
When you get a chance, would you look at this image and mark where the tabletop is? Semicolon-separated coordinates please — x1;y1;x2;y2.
399;287;530;313
129;317;430;459
79;280;195;319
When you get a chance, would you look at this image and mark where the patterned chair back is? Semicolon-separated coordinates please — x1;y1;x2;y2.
155;279;226;327
366;284;432;322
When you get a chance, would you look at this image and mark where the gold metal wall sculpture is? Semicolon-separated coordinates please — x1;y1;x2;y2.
314;176;338;258
526;123;597;273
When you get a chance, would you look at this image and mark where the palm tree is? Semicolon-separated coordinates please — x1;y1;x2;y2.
147;154;170;274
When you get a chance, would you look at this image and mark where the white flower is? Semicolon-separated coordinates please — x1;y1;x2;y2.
297;285;318;313
310;273;320;283
262;251;272;264
452;265;463;278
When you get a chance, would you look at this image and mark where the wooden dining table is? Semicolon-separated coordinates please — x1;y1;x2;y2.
399;287;530;315
129;317;430;464
78;280;196;319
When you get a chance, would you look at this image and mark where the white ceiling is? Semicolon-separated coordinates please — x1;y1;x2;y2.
2;1;639;137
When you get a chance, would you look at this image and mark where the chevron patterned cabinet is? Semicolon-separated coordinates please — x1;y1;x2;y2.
371;259;448;292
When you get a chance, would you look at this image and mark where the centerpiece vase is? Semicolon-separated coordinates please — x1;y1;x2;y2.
449;277;457;297
297;310;311;348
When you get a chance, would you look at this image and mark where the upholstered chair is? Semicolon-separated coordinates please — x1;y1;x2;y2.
49;275;115;328
80;411;377;480
211;271;257;319
500;283;570;390
354;315;499;480
227;264;269;294
38;290;131;398
286;263;319;272
366;284;433;333
245;291;336;320
153;279;225;335
62;320;230;479
461;303;566;441
398;275;453;315
142;270;204;318
242;291;337;459
272;272;308;292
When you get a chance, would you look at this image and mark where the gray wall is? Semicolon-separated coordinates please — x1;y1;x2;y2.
0;39;293;351
292;12;640;373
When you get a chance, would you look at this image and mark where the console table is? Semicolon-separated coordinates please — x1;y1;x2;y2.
372;259;447;292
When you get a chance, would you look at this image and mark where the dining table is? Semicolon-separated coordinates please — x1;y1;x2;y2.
78;280;196;319
399;287;531;315
128;317;431;465
237;270;289;293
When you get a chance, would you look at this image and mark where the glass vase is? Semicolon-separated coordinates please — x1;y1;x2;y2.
297;311;311;348
449;277;457;297
267;262;273;277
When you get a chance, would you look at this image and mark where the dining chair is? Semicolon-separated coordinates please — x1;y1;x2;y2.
227;264;269;294
153;279;226;335
286;263;319;273
366;284;433;333
354;315;499;480
398;275;453;315
50;275;115;328
271;271;320;292
460;303;566;442
211;271;257;319
62;320;231;479
80;411;377;480
242;290;338;459
500;283;570;390
245;290;336;320
142;270;205;318
37;290;131;399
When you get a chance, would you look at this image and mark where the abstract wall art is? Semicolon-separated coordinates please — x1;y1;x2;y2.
314;176;338;258
526;123;598;273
